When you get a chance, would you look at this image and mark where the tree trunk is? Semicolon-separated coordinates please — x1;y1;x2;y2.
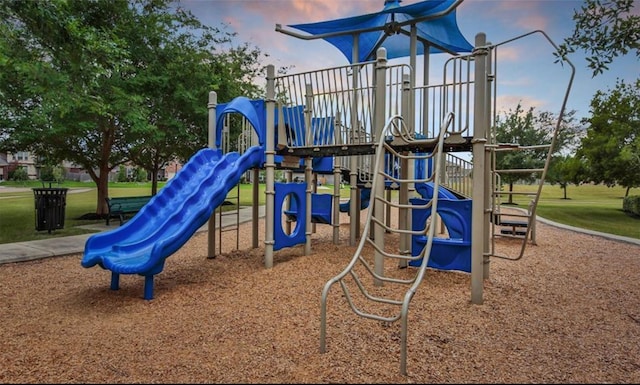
151;165;159;196
87;166;110;217
96;163;111;216
508;182;514;204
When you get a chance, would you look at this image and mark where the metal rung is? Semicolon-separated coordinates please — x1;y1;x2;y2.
494;168;544;173
491;144;552;151
497;213;530;219
493;191;538;195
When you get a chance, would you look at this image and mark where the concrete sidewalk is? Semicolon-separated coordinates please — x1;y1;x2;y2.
0;205;265;265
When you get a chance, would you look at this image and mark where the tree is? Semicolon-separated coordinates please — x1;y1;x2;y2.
0;0;268;214
493;104;582;204
38;163;65;185
577;79;640;197
556;0;640;77
124;12;265;195
546;155;588;199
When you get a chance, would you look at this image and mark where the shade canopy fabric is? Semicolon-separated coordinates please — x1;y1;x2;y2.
284;0;473;63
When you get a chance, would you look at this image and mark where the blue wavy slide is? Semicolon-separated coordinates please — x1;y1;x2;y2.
81;146;264;300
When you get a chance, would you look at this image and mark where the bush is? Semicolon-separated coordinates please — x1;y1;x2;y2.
9;168;28;181
117;165;128;182
623;195;640;217
39;164;65;183
134;167;147;182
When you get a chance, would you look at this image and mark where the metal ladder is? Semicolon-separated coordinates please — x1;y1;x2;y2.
320;113;456;375
485;30;576;261
208;113;250;258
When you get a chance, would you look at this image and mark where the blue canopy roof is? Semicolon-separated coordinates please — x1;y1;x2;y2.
279;0;473;63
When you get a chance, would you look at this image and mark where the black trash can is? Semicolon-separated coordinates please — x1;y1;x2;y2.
33;188;68;233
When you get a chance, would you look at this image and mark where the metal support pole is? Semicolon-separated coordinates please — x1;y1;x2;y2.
483;42;494;280
207;91;217;259
471;33;488;304
252;168;260;249
333;165;341;244
399;75;411;268
349;36;360;246
264;65;276;268
373;47;387;286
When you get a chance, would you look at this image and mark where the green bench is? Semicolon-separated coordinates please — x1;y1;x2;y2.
105;196;153;226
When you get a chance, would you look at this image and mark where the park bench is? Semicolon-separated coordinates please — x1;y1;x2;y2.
494;215;529;236
105;196;153;226
492;199;536;243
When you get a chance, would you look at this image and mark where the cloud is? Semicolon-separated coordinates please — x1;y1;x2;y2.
494;46;521;62
499;76;534;87
241;0;377;24
495;94;547;115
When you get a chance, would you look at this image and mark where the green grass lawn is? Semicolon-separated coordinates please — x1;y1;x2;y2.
0;181;166;243
0;180;638;245
501;183;640;239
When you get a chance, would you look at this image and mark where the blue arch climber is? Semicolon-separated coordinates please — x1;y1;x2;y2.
409;194;472;273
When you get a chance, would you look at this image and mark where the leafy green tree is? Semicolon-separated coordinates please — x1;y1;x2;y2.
38;163;65;184
124;12;265;195
1;0;150;214
117;165;128;183
556;0;640;77
0;0;269;213
493;104;581;204
577;79;640;197
546;154;588;199
133;167;147;183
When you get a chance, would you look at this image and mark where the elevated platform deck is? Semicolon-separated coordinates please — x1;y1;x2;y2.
275;136;473;158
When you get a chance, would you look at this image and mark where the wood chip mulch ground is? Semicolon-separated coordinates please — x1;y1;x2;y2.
1;211;639;384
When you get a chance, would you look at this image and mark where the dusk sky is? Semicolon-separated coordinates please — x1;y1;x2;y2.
178;0;639;122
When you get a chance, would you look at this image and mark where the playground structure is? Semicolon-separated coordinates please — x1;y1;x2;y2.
81;0;575;376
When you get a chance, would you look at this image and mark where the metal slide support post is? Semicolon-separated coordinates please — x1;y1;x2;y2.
252;126;260;249
207;91;217;259
208;91;217;154
264;65;276;268
471;33;488;304
373;47;388;286
252;168;260;249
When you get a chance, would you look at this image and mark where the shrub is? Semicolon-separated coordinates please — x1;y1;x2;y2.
117;165;128;182
9;168;28;181
623;195;640;217
39;164;65;183
134;167;147;182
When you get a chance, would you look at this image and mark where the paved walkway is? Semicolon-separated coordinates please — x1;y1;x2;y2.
0;205;265;265
0;205;637;266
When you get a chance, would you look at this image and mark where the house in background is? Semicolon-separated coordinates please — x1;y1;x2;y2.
0;153;7;181
0;151;182;183
0;151;38;181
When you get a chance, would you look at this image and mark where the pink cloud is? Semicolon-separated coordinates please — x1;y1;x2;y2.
494;46;521;62
238;0;378;24
495;94;547;114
